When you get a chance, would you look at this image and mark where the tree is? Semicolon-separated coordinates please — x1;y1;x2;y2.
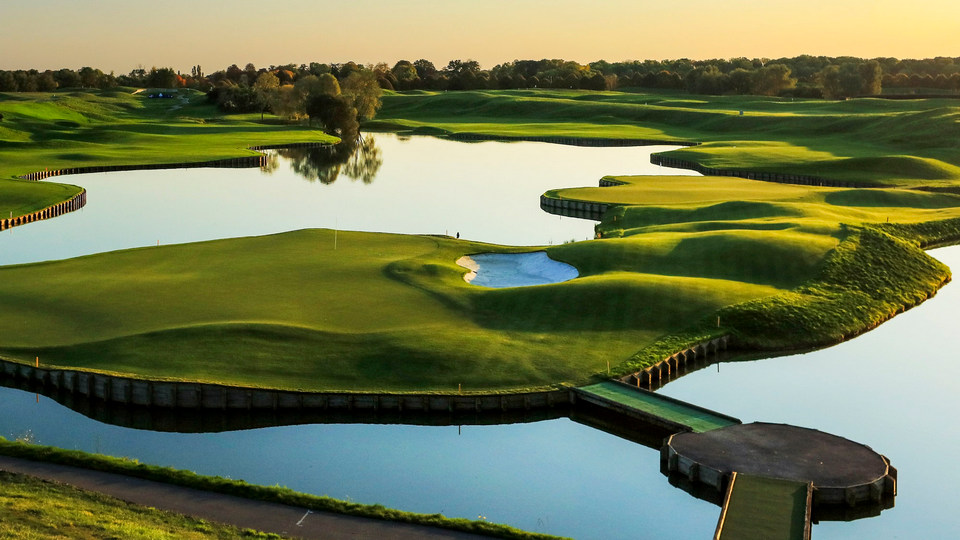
686;65;729;94
819;65;842;99
253;72;280;119
752;64;796;96
728;68;753;94
413;59;437;79
37;73;58;92
340;70;382;121
306;93;358;142
859;60;882;95
146;67;179;88
0;71;17;91
78;67;102;88
444;59;481;76
391;60;419;90
54;69;81;89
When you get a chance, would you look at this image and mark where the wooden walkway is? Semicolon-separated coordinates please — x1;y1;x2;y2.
715;473;812;540
573;381;739;433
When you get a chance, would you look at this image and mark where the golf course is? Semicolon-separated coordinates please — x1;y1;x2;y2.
1;88;959;393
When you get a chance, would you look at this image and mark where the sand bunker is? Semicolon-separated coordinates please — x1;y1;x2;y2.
456;251;578;288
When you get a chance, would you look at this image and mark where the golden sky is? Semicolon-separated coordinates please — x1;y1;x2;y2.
2;0;957;73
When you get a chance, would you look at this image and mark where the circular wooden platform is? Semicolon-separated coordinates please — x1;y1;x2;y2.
662;422;896;506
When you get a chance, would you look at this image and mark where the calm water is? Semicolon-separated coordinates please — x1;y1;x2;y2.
0;137;718;540
2;134;955;538
0;135;697;266
0;390;719;540
659;245;960;540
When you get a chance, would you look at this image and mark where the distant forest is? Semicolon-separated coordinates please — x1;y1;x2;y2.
4;56;960;102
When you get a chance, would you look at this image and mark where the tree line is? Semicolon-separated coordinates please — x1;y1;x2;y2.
3;55;960;99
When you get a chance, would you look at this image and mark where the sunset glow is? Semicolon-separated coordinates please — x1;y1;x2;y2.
2;0;958;73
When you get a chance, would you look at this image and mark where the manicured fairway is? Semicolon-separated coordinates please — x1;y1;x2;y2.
372;89;960;188
0;88;958;392
0;228;785;391
0;89;337;217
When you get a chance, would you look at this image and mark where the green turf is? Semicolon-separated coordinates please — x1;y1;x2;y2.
718;474;810;540
0;440;563;540
0;228;784;391
372;89;960;189
0;89;337;218
1;88;958;392
0;470;280;540
578;382;737;432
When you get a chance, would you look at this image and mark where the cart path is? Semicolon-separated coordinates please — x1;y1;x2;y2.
0;455;491;540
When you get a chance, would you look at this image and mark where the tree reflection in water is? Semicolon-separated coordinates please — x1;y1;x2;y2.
269;135;383;184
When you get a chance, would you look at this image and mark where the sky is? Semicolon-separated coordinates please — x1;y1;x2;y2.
2;0;959;74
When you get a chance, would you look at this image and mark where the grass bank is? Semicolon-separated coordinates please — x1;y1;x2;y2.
543;175;957;374
0;469;280;539
0;228;783;391
0;439;564;540
0;88;336;218
1;87;958;392
372;89;960;189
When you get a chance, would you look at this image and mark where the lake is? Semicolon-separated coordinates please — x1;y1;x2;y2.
1;134;955;539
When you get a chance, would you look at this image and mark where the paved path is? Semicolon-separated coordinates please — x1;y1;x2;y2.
0;456;489;540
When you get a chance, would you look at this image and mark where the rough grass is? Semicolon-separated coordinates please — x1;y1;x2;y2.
0;470;281;540
539;175;959;374
0;439;566;540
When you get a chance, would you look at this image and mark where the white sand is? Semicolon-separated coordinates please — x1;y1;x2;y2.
456;251;578;288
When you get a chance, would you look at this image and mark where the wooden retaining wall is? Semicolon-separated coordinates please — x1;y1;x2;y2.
8;141;334;232
0;358;570;414
18;155;267;182
621;336;732;389
650;154;883;189
447;133;700;147
539;194;610;221
0;189;86;231
662;433;897;507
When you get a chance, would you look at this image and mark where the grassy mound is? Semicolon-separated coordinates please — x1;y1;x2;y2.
374;90;960;188
539;174;960;374
0;227;793;392
718;227;950;350
0;439;562;540
0;89;337;218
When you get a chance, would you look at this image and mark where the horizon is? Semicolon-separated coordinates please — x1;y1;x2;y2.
2;0;959;75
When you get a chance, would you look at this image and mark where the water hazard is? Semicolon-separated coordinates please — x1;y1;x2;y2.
0;135;697;266
2;135;954;538
0;136;715;540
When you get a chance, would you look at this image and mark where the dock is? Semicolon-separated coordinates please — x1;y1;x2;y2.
573;381;740;434
715;473;812;540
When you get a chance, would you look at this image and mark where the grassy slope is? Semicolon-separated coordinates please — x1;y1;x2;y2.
0;440;565;540
544;174;956;370
0;89;337;217
0;470;280;540
370;89;960;189
0;88;957;389
0;228;780;391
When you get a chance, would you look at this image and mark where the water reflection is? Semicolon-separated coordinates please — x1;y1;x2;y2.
272;135;383;184
656;245;960;540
